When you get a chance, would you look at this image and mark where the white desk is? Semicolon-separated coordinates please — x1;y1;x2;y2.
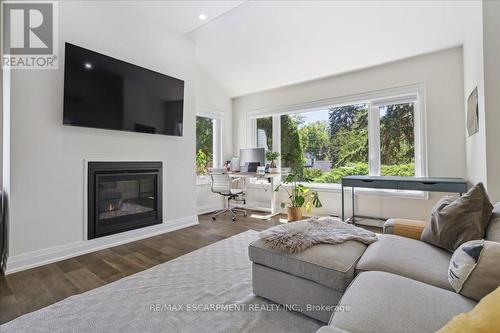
228;172;281;219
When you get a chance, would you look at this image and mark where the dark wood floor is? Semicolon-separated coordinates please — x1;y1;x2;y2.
0;211;285;324
0;212;381;324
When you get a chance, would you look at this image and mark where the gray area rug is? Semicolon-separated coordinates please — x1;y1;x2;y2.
1;230;321;333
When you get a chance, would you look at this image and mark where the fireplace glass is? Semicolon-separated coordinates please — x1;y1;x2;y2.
88;161;162;239
99;177;156;221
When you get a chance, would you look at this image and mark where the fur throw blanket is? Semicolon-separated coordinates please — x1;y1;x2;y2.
259;217;378;254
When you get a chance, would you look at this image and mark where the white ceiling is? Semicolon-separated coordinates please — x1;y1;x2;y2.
126;1;244;34
188;0;478;97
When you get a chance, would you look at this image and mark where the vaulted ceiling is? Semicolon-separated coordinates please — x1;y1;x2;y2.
188;1;477;97
121;1;244;34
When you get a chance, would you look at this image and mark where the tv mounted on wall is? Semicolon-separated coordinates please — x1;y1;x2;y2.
63;43;184;136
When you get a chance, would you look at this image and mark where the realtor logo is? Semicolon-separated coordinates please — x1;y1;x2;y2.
1;1;58;69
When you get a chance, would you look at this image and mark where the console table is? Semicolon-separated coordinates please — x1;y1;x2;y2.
341;176;468;223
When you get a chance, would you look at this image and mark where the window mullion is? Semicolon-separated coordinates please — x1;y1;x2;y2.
248;118;257;148
368;103;381;176
272;115;281;170
212;118;222;168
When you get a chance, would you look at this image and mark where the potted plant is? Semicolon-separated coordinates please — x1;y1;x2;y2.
274;173;322;221
266;151;280;172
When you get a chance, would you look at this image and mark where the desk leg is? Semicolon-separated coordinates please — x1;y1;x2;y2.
270;177;277;215
341;184;345;221
351;186;355;224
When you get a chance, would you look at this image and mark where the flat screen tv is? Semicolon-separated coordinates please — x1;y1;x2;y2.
63;43;184;136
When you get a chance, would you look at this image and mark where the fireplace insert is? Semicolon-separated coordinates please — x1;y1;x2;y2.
88;161;162;239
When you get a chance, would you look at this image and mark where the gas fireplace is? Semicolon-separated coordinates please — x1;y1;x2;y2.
88;161;162;239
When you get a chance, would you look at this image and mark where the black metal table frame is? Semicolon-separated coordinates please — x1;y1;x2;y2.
340;176;468;224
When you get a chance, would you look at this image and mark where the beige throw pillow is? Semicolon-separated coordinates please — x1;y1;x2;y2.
421;183;493;251
448;239;500;301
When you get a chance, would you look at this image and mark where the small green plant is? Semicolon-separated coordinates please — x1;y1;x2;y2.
265;151;280;168
275;173;322;212
196;149;210;175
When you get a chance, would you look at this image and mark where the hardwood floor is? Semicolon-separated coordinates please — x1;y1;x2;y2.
0;212;381;324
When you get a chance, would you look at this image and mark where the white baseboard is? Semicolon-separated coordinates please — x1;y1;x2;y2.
5;215;199;275
197;203;272;216
197;203;223;215
354;218;385;228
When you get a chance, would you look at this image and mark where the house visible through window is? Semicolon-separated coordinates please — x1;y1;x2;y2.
256;117;272;150
196;113;223;176
250;88;421;185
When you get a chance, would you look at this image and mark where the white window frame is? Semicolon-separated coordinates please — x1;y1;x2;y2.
196;108;224;185
246;84;428;198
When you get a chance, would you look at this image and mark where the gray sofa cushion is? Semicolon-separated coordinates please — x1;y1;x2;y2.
486;203;500;242
253;263;343;323
330;271;476;333
249;239;366;291
356;234;453;290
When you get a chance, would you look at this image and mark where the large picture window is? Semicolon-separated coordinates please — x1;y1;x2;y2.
196;111;223;176
256;116;272;150
249;87;424;186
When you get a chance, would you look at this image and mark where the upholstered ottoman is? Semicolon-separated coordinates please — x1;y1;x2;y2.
248;239;367;322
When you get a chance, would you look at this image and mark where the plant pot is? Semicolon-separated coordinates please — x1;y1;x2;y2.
287;206;303;222
269;167;278;173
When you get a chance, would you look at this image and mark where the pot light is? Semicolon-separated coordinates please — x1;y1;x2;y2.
198;14;207;20
84;62;92;69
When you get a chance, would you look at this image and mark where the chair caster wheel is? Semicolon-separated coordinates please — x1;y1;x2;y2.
212;216;216;221
243;213;247;217
232;217;236;222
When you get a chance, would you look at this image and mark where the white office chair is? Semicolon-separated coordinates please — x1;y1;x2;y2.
209;168;247;222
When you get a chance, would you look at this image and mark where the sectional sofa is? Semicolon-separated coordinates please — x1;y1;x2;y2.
248;203;500;333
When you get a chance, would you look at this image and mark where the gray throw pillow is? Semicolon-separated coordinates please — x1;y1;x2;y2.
421;183;493;251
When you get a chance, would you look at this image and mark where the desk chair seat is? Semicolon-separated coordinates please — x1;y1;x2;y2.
209;168;247;222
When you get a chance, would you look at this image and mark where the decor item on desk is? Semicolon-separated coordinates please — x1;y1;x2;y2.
467;86;479;136
265;151;280;172
259;217;377;254
274;173;322;221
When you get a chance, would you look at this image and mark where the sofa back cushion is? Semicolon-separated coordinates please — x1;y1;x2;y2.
485;203;500;242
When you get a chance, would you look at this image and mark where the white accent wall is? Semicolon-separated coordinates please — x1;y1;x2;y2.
482;0;500;203
462;0;500;203
3;1;231;272
462;1;487;189
232;47;466;223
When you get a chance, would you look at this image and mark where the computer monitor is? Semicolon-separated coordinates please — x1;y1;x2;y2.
239;148;266;172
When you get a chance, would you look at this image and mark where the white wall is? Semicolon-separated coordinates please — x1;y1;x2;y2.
232;47;466;223
195;69;232;213
6;1;201;259
482;0;500;202
462;0;500;203
462;1;487;188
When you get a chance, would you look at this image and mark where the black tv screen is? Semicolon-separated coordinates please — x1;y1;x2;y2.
63;43;184;136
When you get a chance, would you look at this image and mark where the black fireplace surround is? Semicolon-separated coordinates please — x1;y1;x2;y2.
88;161;162;239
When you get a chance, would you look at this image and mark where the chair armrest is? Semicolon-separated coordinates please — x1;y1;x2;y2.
383;218;429;240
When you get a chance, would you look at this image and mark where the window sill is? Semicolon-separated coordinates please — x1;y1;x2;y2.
248;181;428;200
302;182;428;199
